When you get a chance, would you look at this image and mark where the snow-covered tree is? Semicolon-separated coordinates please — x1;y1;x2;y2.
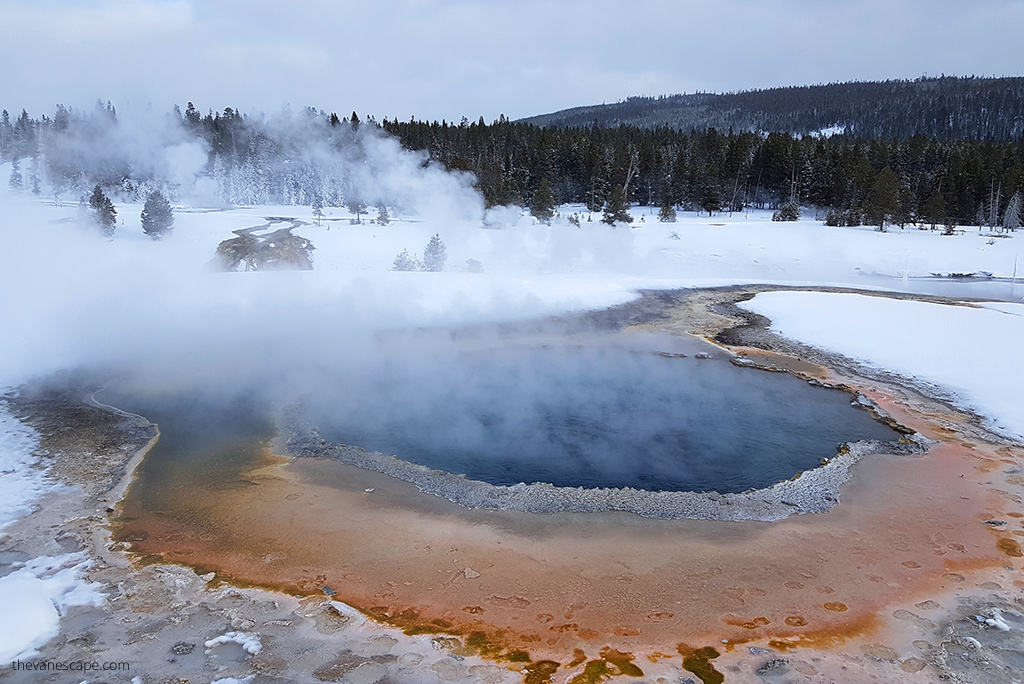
28;154;41;195
8;158;22;190
312;194;324;226
391;248;419;271
347;196;367;223
422;233;447;271
1002;191;1021;232
141;190;174;239
772;199;801;222
376;204;390;226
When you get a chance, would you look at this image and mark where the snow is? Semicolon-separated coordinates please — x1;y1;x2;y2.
809;124;847;138
984;610;1012;631
210;677;254;684
204;631;263;655
0;403;48;532
0;553;105;665
740;291;1024;438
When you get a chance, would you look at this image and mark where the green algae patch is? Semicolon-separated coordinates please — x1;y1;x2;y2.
600;647;644;676
997;537;1023;557
569;659;612;684
567;648;644;683
678;644;724;684
523;660;560;684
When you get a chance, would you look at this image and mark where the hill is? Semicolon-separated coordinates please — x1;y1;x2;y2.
521;76;1024;141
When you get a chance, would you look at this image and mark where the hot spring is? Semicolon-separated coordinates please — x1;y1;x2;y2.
299;333;901;494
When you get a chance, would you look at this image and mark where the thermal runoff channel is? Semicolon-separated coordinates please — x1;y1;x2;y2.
306;338;901;493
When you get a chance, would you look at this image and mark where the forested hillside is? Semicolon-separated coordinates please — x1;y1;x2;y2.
522;77;1024;142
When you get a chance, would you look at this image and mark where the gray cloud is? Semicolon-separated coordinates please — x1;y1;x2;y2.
1;0;1021;121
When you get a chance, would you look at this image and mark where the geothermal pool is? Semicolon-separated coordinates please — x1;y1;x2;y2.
107;334;901;498
310;339;901;493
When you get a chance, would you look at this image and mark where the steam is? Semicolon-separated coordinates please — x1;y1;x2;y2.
0;97;639;404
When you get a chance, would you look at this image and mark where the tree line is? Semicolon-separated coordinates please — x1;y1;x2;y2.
381;116;1024;229
3;99;1024;230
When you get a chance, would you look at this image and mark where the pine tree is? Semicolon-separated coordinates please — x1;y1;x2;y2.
140;190;174;239
863;167;900;231
311;194;324;226
657;199;677;223
601;185;633;225
391;248;419;271
922;189;946;230
422;233;447;271
376;204;390;226
530;178;555;224
8;158;22;190
89;184;116;237
696;177;722;217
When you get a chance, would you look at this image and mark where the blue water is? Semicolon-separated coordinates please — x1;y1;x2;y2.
314;342;901;494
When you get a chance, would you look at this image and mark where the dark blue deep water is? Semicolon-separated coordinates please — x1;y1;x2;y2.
315;343;901;494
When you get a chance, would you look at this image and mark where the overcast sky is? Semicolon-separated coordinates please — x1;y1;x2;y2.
2;0;1022;122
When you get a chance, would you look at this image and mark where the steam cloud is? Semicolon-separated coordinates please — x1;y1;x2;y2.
0;102;641;406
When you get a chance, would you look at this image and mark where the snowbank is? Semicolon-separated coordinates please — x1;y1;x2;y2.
0;553;104;665
0;403;47;532
741;291;1024;438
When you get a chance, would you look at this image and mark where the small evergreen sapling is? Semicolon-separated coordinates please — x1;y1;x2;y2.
422;233;447;271
391;248;419;271
772;199;801;222
141;190;174;239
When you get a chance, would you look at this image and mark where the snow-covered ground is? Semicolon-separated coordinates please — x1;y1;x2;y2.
0;553;104;664
1;161;1022;665
740;292;1024;439
0;183;1020;388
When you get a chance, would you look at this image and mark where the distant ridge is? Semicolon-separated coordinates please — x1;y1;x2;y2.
521;76;1024;141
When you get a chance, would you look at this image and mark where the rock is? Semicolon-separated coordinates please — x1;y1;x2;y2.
464;567;481;579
